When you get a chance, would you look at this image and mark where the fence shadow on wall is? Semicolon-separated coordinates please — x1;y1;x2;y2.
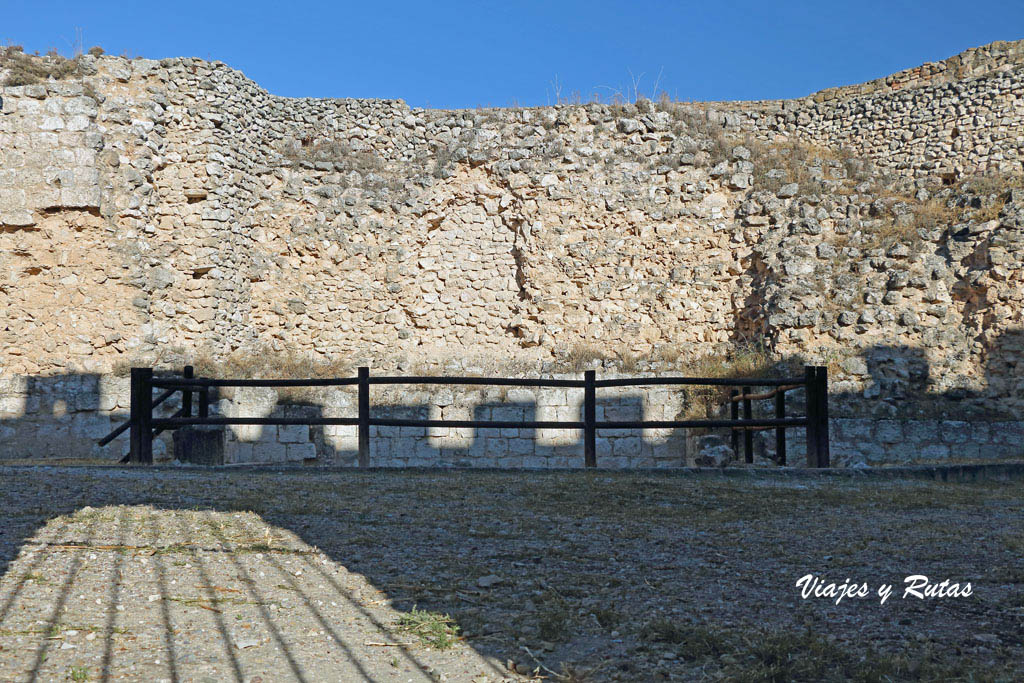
223;394;672;468
0;374;683;466
3;328;1024;466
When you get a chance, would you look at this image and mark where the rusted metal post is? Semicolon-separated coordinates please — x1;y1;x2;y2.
775;387;787;466
358;366;370;467
584;370;596;467
742;385;753;464
129;367;153;464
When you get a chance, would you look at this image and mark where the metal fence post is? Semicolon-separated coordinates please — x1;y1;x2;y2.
815;366;830;468
805;365;820;467
584;370;596;467
129;367;153;464
358;367;370;468
742;385;753;464
775;388;787;466
182;365;194;418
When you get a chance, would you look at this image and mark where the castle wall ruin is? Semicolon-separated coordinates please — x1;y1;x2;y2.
1;42;1022;466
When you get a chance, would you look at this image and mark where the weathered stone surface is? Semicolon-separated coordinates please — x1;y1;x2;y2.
1;42;1023;466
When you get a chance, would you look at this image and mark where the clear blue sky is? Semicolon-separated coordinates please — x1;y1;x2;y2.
3;1;1022;108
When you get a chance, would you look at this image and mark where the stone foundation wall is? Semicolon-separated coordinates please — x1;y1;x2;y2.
3;372;1022;467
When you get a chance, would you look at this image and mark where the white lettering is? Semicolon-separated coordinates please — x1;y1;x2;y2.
903;575;929;599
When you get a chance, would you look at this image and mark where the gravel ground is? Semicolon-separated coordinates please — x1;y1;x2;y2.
0;465;1022;682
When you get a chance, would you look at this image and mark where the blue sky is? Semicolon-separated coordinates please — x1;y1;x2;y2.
3;1;1022;108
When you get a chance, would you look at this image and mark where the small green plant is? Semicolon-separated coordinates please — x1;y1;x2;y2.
639;619;731;660
592;607;621;629
69;666;89;682
537;606;574;642
394;606;460;650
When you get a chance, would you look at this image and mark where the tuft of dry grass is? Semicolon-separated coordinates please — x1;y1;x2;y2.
190;346;350;381
959;170;1023;222
859;170;1022;250
112;345;352;404
557;344;613;373
681;344;783;418
1;46;83;86
747;138;849;196
650;342;788;419
191;346;352;403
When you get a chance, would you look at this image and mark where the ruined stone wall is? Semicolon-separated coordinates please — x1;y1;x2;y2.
2;42;1023;466
728;65;1024;177
808;39;1024;102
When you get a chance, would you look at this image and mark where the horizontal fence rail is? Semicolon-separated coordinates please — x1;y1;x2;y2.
100;365;831;468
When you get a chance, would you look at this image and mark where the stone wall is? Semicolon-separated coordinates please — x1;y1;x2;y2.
3;370;1022;467
728;64;1024;176
2;41;1023;466
808;39;1024;102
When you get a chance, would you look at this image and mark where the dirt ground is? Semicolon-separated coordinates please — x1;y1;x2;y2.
0;465;1021;682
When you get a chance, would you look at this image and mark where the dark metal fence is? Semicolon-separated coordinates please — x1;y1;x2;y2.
100;365;830;468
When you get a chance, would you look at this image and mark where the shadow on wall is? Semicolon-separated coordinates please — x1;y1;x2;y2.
983;328;1024;415
0;373;686;467
227;395;676;468
1;328;1022;465
828;327;1024;420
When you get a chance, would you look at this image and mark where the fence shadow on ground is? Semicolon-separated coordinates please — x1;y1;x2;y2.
3;465;1024;681
0;477;516;681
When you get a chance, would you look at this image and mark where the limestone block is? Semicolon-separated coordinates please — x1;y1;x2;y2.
972;422;991;443
914;443;951;460
904;420;941;443
611;435;642;457
370;437;393;463
485;437;509;456
874;420;902;444
277;424;309;443
834;418;873;441
497;454;524;468
227;442;254;464
939;421;971;444
287;443;316;461
509;440;536;456
991;422;1024;446
253;441;286;464
0;395;27;417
